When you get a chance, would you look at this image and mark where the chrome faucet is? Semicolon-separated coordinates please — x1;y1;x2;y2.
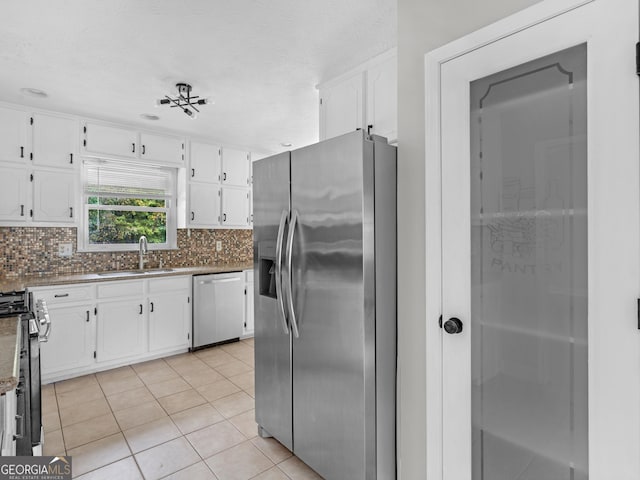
138;235;148;270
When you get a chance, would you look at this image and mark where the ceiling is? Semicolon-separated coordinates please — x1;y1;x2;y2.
0;0;396;155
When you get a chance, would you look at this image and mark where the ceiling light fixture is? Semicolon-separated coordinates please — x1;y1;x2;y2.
155;83;212;119
20;87;48;98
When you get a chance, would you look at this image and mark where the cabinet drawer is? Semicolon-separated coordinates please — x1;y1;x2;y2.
31;284;94;304
148;276;190;294
97;280;144;299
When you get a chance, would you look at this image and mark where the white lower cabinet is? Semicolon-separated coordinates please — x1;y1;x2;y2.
30;284;96;381
243;269;254;337
41;304;94;375
148;277;191;352
96;298;147;362
31;275;192;383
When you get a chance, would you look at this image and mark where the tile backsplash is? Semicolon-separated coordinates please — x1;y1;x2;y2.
0;227;253;278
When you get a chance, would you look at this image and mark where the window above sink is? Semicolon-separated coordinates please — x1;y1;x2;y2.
78;159;177;252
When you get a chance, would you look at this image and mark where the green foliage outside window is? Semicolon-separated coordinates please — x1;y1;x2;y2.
88;197;167;244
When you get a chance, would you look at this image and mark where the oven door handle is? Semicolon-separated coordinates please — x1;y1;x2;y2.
39;313;51;343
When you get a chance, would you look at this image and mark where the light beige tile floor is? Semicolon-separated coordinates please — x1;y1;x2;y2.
42;339;322;480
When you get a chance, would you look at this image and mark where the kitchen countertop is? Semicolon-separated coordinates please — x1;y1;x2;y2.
0;316;21;394
0;262;255;292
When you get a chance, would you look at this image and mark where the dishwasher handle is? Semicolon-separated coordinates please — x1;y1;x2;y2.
198;277;240;285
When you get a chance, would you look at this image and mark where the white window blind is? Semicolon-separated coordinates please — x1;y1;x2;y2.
85;162;173;200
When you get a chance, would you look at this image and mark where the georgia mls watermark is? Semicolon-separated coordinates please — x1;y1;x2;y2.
0;456;71;480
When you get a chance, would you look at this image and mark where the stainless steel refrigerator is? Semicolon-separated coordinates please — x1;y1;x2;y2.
253;130;397;480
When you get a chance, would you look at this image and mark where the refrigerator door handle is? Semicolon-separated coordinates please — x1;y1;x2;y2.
275;209;289;334
285;209;300;338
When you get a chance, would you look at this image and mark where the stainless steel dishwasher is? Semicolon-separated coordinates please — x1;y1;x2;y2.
192;271;244;349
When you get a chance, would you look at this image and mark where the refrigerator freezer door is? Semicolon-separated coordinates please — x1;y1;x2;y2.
253;152;293;450
290;131;375;479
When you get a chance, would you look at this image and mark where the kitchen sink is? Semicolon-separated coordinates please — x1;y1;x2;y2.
97;268;175;277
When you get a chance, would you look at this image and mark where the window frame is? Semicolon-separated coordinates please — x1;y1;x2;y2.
78;158;178;252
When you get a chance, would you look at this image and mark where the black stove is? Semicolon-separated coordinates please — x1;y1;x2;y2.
0;291;31;318
0;289;43;456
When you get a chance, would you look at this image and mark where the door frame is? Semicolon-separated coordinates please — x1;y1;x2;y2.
424;0;639;478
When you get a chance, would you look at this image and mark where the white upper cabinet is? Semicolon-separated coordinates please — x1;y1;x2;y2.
366;54;397;142
222;148;251;186
32;170;76;223
319;49;397;143
83;122;138;159
221;187;250;226
190;141;221;183
140;132;185;166
83;122;185;166
189;183;221;227
319;72;365;141
0;106;30;163
0;166;28;221
32;113;78;168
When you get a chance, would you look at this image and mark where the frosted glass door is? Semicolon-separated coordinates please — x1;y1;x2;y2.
435;1;640;478
470;45;587;480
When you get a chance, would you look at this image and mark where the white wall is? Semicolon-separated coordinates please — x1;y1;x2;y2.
396;0;542;478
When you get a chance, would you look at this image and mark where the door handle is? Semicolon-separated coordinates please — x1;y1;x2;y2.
191;168;195;177
443;317;463;334
13;414;24;440
285;209;300;338
150;302;154;312
40;312;51;342
142;144;146;155
132;143;136;153
275;209;289;334
139;304;143;314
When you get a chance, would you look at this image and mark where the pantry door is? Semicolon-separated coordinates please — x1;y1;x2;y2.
425;1;640;479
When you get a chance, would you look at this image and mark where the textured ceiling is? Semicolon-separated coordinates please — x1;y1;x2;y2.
0;0;396;155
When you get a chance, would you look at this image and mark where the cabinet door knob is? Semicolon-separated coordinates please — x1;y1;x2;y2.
191;168;195;177
139;304;143;315
142;144;146;155
132;143;136;153
20;146;24;158
150;302;154;313
223;172;227;181
191;212;195;221
443;317;463;334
